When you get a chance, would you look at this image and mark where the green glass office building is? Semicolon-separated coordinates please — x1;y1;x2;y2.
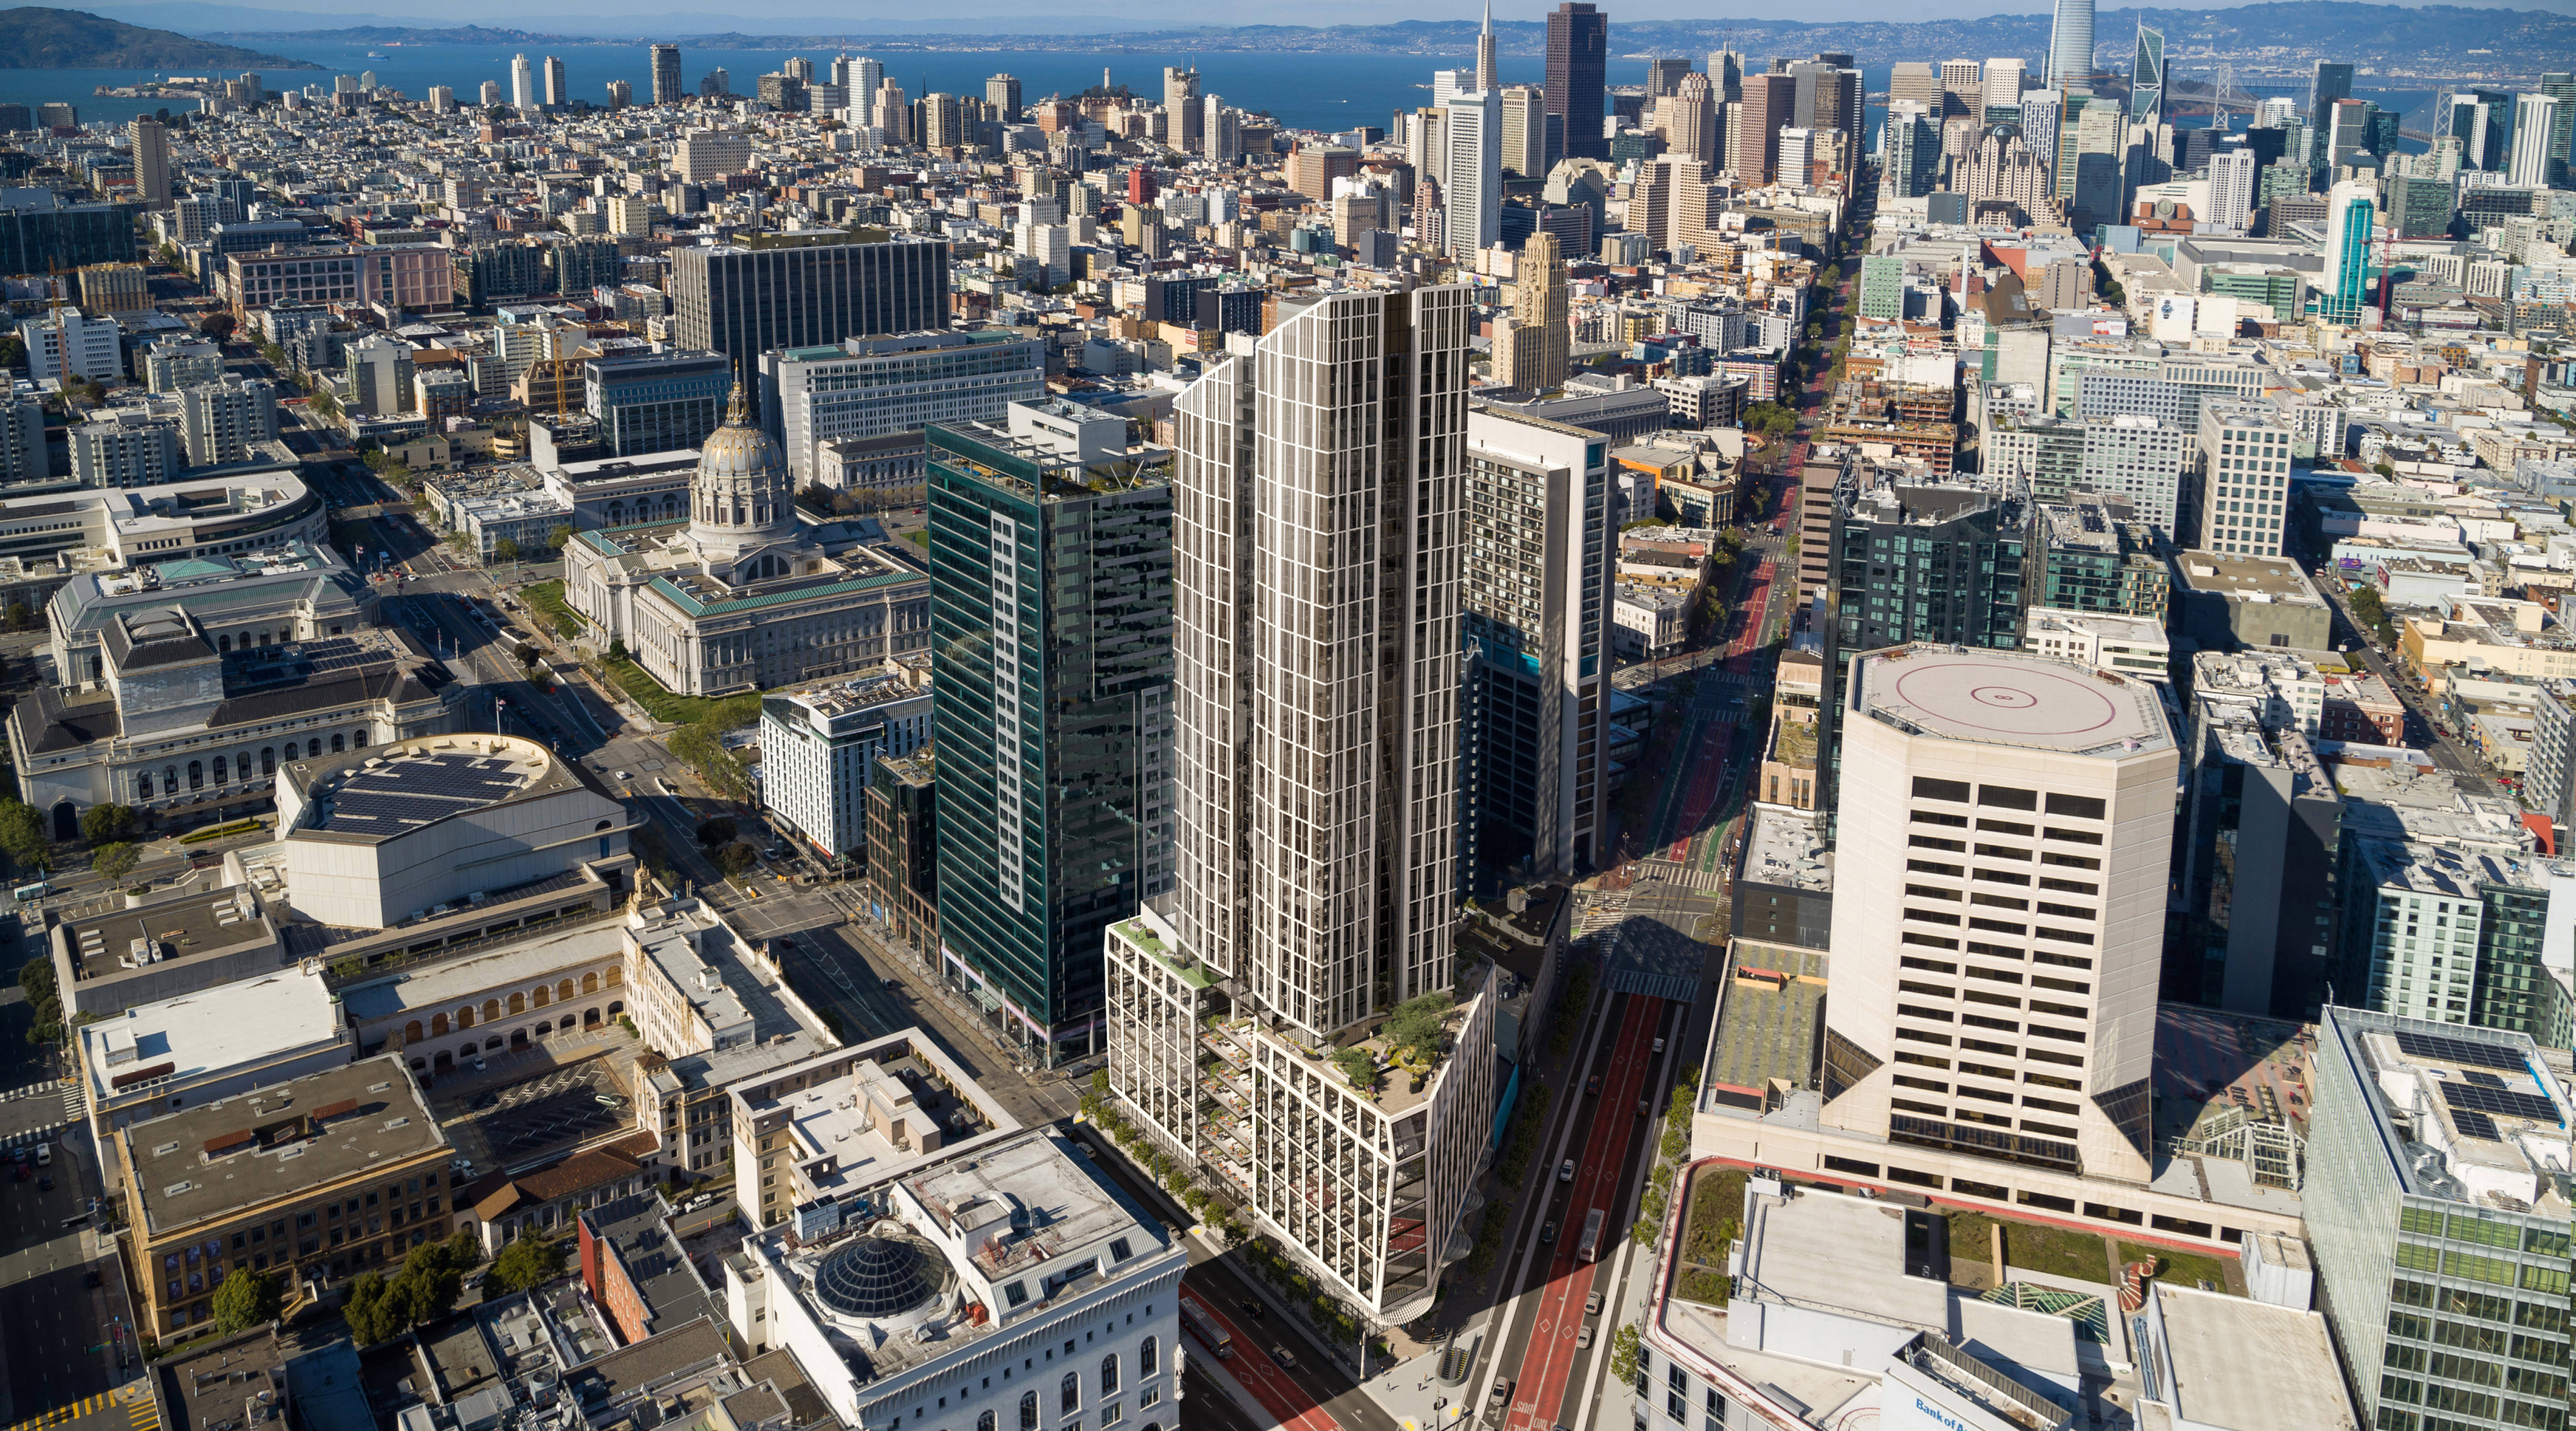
2305;1007;2571;1431
924;416;1173;1063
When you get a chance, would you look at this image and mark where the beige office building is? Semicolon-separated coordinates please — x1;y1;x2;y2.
1819;646;2175;1185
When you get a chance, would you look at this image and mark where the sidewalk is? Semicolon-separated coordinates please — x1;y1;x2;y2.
1359;1343;1478;1430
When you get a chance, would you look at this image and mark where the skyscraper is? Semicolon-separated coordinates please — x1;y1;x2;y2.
1476;0;1498;96
1666;71;1716;165
127;117;169;206
2128;23;2165;125
926;410;1174;1064
511;53;535;110
1498;85;1548;177
1493;229;1569;392
1646;56;1690;100
2508;93;2561;187
542;55;566;109
1888;62;1940;112
2321;179;2375;322
1983;58;2028;119
650;44;683;106
2543;72;2576;188
1106;286;1495;1323
1731;72;1790;183
1885;101;1941;198
2048;0;2095;92
1443;87;1500;258
1164;66;1201;153
2208;145;2257;230
1818;645;2174;1186
1546;1;1608;161
1938;59;1983;121
1709;49;1744;102
2310;60;2354;134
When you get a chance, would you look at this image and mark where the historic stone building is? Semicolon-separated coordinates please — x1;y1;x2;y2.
563;382;930;696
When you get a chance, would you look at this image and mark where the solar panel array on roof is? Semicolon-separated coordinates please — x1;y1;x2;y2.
2438;1079;2562;1127
2395;1029;2527;1073
2450;1107;2502;1142
313;753;533;833
2463;1070;2507;1089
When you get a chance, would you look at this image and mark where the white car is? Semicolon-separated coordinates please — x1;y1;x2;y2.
1558;1159;1574;1183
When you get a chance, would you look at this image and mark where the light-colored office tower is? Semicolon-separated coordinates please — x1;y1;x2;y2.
479;80;501;107
511;53;535;110
178;374;280;466
758;667;930;860
2207;147;2257;230
1;386;47;487
603;79;631;110
1107;287;1495;1325
1163;66;1200;152
2508;93;2561;187
1408;106;1447;191
1201;95;1236;163
674;129;752;182
1666;71;1717;165
18;308;122;385
2048;0;2095;91
606;193;653;237
2194;401;2292;558
872;80;909;146
1777;127;1815;186
1498;85;1547;177
127;117;169;206
650;44;682;106
1939;59;1983;120
2017;89;2063;187
848;57;882;106
1889;61;1941;112
1818;645;2175;1187
1708;49;1743;103
1458;403;1612;873
1493;230;1569;392
542;55;565;108
1983;58;2028;116
1432;68;1468;111
1442;88;1500;258
1962;124;2051;217
1476;0;1497;95
427;84;455;112
2305;1009;2572;1431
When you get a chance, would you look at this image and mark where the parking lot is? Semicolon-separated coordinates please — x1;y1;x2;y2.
456;1060;631;1166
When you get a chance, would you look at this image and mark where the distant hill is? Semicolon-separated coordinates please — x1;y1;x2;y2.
0;6;322;69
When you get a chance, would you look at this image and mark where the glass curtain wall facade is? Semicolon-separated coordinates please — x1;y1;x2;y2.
925;421;1172;1063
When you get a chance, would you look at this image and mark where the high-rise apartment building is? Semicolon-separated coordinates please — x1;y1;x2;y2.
2305;1008;2571;1431
2048;0;2095;91
925;407;1173;1064
542;55;566;108
2208;146;2258;230
669;235;950;373
1818;646;2174;1185
1458;405;1612;876
127;117;169;206
1106;287;1496;1325
650;44;682;106
1546;2;1608;161
2194;401;2294;558
1885;102;1942;198
2507;93;2562;187
511;53;535;110
1442;88;1500;258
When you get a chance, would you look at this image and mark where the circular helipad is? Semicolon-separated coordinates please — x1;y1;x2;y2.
1876;654;2148;749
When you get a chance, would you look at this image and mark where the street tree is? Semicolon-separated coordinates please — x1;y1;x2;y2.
91;842;140;886
210;1270;282;1333
78;804;136;843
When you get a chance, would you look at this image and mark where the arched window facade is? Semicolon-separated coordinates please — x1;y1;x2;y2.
187;760;203;789
1100;1354;1119;1395
1059;1372;1078;1414
1017;1391;1037;1430
212;756;227;783
1139;1335;1157;1376
332;734;345;753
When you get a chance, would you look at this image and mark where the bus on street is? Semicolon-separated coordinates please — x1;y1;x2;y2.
1179;1296;1233;1358
1577;1207;1606;1263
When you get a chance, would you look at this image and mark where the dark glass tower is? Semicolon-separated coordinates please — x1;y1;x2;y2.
924;417;1173;1064
1545;2;1608;161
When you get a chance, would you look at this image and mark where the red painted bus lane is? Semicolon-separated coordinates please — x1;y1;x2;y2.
1191;1298;1339;1431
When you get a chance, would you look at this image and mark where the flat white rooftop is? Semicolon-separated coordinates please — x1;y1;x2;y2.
2152;1284;2356;1431
1855;646;2173;755
81;966;339;1103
